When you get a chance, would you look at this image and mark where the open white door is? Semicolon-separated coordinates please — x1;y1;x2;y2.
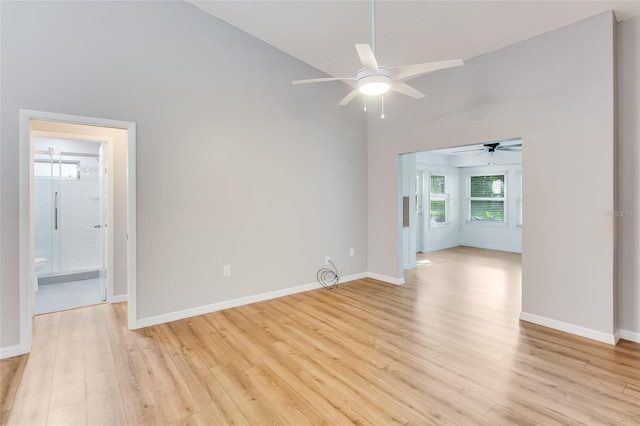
98;143;108;301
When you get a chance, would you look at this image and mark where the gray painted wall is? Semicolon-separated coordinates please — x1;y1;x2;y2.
367;13;617;337
0;1;367;349
617;16;640;336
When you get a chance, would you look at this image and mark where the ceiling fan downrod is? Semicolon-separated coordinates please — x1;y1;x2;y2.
371;0;377;55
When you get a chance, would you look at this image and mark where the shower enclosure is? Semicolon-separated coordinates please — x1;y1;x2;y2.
33;138;107;301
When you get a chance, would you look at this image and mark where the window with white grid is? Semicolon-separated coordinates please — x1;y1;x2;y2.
429;174;450;226
467;174;506;222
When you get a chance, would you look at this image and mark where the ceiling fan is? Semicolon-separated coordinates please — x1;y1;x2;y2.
292;0;464;109
453;142;523;154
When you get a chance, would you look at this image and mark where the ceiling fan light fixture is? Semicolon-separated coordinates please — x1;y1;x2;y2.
359;82;390;96
358;75;391;96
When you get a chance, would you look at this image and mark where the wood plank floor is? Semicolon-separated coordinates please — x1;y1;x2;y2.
2;246;639;425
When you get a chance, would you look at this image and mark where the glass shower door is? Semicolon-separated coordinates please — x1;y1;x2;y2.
34;151;62;277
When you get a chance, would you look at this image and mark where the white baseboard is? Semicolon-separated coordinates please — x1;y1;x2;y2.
110;294;128;303
459;243;522;254
619;329;640;343
134;272;367;329
0;344;29;360
424;242;460;253
519;312;618;345
340;272;368;282
366;272;405;285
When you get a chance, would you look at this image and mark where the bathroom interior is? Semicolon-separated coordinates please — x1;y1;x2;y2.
34;137;106;314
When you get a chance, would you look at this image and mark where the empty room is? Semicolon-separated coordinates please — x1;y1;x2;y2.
1;0;639;425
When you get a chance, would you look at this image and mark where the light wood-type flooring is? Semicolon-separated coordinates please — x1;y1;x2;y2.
2;246;639;425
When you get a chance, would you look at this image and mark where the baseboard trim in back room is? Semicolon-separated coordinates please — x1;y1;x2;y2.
110;294;128;303
0;344;28;360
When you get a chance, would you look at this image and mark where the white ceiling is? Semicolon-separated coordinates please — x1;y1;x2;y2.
188;0;640;80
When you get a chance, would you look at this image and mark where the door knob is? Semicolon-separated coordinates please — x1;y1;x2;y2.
94;225;102;229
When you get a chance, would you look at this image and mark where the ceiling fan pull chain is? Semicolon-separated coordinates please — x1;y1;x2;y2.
364;96;368;112
381;95;385;119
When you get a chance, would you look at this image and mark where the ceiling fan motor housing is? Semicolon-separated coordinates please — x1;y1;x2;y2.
484;143;500;152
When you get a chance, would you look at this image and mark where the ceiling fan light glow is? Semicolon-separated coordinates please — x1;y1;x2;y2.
358;74;391;96
359;81;390;96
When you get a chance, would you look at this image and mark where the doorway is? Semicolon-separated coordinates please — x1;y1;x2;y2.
400;138;523;270
18;110;138;356
33;137;108;314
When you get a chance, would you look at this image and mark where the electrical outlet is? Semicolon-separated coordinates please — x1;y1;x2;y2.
223;265;231;277
325;256;330;265
350;248;355;257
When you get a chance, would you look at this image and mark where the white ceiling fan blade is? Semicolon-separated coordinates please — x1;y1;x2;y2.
293;77;356;85
389;59;464;81
355;44;379;74
338;88;361;106
390;82;425;99
453;148;485;154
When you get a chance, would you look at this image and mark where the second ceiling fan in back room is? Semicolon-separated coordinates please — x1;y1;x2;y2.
453;141;523;155
292;0;464;117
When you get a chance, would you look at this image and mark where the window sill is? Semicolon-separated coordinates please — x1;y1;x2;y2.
429;222;451;229
465;220;508;228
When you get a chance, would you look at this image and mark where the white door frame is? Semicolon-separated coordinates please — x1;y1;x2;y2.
415;170;424;253
98;142;109;301
19;110;137;355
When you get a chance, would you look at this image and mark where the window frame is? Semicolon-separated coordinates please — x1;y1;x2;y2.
34;159;81;179
428;173;451;228
466;172;508;226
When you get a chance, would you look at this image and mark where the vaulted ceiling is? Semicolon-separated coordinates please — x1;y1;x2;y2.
189;1;640;80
